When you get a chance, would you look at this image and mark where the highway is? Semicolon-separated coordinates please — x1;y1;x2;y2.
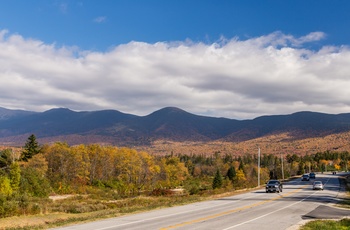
52;172;348;230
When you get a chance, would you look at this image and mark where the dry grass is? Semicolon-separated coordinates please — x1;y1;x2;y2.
0;187;261;229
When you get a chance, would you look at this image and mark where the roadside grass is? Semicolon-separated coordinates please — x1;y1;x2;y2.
299;218;350;230
0;187;247;229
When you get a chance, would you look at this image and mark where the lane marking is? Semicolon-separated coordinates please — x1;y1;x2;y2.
222;190;316;229
222;177;333;229
160;185;308;230
84;193;263;230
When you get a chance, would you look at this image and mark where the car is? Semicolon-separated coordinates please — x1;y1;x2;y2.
309;172;316;179
313;181;324;190
301;174;310;181
266;180;283;193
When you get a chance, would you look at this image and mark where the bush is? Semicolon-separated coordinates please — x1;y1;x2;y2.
91;180;105;188
0;194;18;217
184;179;201;195
150;188;174;196
20;167;51;197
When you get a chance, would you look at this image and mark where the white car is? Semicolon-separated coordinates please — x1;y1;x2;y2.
313;181;324;190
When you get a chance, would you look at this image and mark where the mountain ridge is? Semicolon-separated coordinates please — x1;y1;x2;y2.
1;106;350;147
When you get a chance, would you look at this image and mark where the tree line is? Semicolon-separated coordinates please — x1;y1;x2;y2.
0;134;349;217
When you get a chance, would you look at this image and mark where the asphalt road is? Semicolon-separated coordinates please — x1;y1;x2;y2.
52;172;348;230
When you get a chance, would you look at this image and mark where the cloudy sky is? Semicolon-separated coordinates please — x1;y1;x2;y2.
0;0;350;120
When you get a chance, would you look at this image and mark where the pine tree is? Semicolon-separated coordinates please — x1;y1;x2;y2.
212;169;223;189
238;159;245;172
226;165;236;181
22;134;40;161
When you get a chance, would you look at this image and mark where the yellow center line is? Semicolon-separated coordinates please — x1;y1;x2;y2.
160;185;308;230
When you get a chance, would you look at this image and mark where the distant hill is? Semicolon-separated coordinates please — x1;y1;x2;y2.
1;106;350;147
0;107;36;120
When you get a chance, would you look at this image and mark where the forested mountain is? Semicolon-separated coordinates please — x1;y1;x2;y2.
0;107;36;120
1;106;350;146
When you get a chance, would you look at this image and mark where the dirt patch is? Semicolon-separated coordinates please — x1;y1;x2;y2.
49;194;75;201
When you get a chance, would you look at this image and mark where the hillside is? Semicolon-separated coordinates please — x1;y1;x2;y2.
1;106;350;153
138;131;350;156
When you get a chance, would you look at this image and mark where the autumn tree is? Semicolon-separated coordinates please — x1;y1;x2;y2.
0;149;17;169
69;145;90;186
164;156;189;188
45;142;72;189
115;148;161;194
0;176;12;196
9;162;21;191
25;153;48;177
235;169;247;188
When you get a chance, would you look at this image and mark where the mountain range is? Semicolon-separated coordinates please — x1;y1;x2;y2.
1;106;350;147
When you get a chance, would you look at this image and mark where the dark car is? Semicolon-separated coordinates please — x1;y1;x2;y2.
301;174;310;181
266;180;283;193
309;172;316;179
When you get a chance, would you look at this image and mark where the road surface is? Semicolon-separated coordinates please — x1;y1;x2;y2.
52;172;349;230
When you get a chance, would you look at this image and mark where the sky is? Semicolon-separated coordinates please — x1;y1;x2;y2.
1;0;350;120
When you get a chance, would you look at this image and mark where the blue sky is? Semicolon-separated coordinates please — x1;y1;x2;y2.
0;1;350;119
2;1;349;50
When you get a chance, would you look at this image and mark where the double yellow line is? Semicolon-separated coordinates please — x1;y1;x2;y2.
160;185;308;230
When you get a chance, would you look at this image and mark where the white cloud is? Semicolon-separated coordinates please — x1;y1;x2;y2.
93;16;106;23
0;30;349;119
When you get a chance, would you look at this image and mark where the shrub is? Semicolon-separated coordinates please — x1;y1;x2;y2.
20;167;51;197
150;188;174;196
184;179;201;195
0;194;18;217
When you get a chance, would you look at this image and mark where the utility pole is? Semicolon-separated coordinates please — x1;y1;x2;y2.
281;152;284;180
346;158;348;172
258;148;261;187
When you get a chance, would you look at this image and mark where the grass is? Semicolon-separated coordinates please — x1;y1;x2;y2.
300;218;350;230
0;187;247;229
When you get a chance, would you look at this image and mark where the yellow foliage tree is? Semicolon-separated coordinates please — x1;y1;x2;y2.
334;164;341;171
0;176;12;196
235;169;246;188
115;148;160;194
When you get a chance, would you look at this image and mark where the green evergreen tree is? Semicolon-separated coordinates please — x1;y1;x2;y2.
226;165;236;181
22;134;40;161
212;169;223;189
238;159;244;171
